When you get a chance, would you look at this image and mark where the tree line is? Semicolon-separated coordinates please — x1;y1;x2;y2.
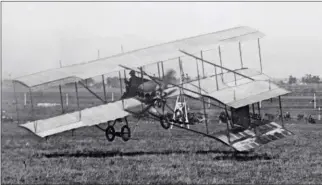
287;74;321;84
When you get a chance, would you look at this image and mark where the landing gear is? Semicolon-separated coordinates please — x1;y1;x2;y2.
105;125;116;141
160;116;171;129
120;125;131;141
105;117;131;142
153;98;172;130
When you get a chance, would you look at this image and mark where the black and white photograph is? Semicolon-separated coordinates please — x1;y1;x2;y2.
1;1;322;184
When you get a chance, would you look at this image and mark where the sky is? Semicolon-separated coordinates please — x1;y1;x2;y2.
2;2;322;80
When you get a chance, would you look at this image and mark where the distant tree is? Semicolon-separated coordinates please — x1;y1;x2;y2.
278;80;285;85
81;78;95;86
106;77;112;87
301;74;320;84
105;77;123;88
312;75;321;83
288;75;297;84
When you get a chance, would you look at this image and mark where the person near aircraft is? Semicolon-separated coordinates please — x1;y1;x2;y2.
123;70;143;98
125;71;141;87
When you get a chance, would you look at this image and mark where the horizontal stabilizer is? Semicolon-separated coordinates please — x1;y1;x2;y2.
20;98;141;137
213;122;294;152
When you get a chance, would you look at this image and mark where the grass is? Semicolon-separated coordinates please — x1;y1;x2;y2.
2;86;322;184
2;119;322;184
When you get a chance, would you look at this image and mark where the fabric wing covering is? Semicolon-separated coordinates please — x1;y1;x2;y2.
182;68;290;108
13;26;264;91
20;98;141;137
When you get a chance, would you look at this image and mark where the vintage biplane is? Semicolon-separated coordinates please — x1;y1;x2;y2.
13;26;294;152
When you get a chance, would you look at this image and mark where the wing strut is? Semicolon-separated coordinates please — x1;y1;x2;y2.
258;38;263;73
13;82;20;124
196;57;209;134
218;46;224;80
79;81;106;103
59;85;64;113
179;50;254;81
102;75;107;101
239;42;244;68
279;96;284;127
74;82;81;120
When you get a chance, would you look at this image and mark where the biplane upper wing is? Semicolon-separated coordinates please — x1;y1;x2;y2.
13;26;264;91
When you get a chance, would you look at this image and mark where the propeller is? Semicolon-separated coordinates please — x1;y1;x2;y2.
160;69;176;90
154;69;177;104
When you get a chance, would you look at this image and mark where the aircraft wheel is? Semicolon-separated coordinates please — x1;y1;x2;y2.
105;126;115;142
160;117;171;130
120;125;131;142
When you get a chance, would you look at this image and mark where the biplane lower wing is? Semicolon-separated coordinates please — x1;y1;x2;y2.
20;98;142;138
213;122;294;151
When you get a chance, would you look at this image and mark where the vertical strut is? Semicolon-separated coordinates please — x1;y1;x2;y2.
214;65;219;91
124;69;127;79
102;75;107;101
161;61;165;78
196;59;209;134
118;71;124;108
29;88;37;132
123;70;127;102
59;85;64;114
200;50;205;78
279;96;284;127
73;82;81;136
225;105;230;144
178;57;184;102
230;107;235;128
13;82;20;124
213;49;219;90
218;46;224;82
29;88;35;120
178;57;184;84
196;59;200;88
239;42;244;68
258;38;263;73
157;62;161;78
75;82;80;110
139;67;144;111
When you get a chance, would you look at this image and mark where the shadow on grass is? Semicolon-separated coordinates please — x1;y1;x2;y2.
36;150;277;161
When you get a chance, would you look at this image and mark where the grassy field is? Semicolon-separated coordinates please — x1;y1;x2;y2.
2;120;322;184
2;85;322;184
